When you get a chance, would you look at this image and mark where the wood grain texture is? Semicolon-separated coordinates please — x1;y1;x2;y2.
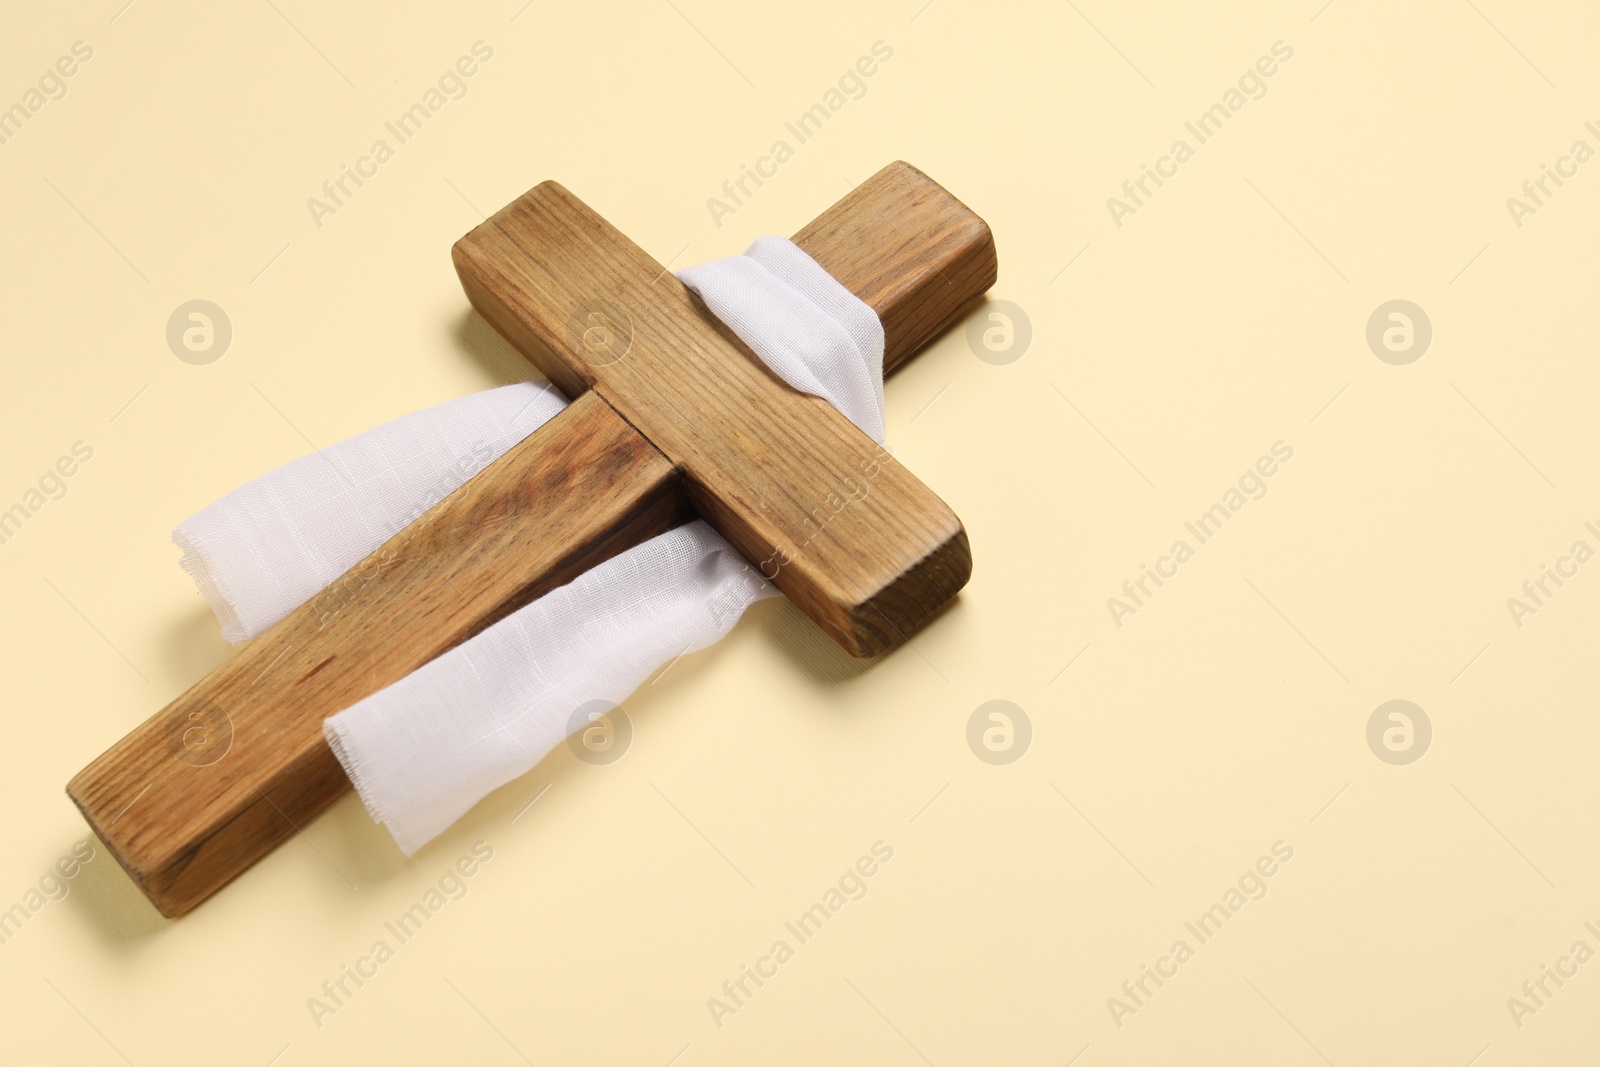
68;393;689;916
68;161;996;917
452;164;988;657
793;162;997;375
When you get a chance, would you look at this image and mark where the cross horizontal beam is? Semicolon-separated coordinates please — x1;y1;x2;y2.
452;169;983;655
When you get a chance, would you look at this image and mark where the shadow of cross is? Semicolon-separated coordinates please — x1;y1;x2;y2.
68;160;997;918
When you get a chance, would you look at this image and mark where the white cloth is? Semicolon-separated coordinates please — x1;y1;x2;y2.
175;237;885;855
678;236;886;444
326;521;774;852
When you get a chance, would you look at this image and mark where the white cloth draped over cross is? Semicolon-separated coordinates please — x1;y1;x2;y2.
172;237;886;855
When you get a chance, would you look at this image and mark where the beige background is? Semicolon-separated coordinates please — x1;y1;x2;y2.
3;0;1597;1062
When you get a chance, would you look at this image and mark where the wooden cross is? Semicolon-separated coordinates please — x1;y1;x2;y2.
68;161;996;917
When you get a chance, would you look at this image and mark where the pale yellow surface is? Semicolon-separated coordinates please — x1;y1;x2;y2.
3;0;1598;1063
